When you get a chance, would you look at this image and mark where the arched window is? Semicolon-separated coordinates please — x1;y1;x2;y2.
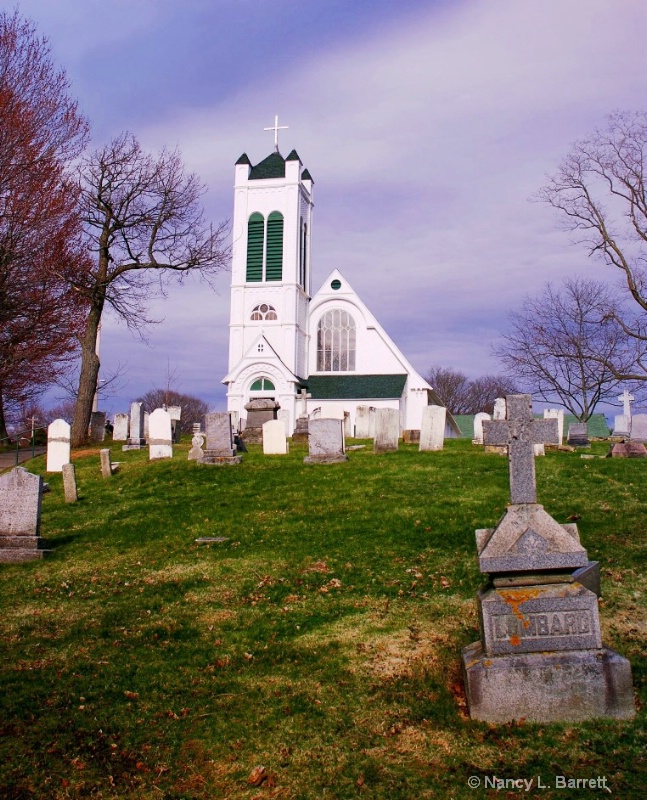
250;303;278;321
265;211;283;281
250;377;275;391
246;212;264;281
317;310;356;372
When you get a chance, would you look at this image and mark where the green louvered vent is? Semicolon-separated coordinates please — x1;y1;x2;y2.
246;212;264;282
265;211;283;281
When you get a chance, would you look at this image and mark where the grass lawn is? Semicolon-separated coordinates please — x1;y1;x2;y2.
0;439;645;799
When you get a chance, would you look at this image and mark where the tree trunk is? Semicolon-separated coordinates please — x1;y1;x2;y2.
71;302;102;447
0;387;9;444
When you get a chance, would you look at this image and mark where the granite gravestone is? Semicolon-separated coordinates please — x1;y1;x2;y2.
62;463;78;503
462;394;635;723
263;419;288;455
613;390;634;437
124;402;145;450
89;411;106;442
610;440;647;458
200;413;242;465
112;413;129;441
373;408;399;453
242;399;279;444
567;422;590;447
46;418;71;473
0;467;50;562
149;408;173;460
543;408;565;445
630;413;647;442
304;419;348;464
419;405;446;452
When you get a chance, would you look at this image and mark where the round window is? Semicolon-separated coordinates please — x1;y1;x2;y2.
331;279;342;290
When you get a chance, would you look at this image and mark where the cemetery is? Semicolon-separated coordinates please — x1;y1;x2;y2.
0;419;643;799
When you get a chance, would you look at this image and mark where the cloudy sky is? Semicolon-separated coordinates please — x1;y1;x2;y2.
17;0;647;415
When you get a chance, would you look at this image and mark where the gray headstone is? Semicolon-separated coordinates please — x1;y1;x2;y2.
612;414;631;437
0;467;48;561
543;408;564;444
419;405;446;451
90;411;106;442
205;412;236;457
100;448;113;477
373;408;399;453
112;413;129;441
630;413;647;442
125;402;145;448
148;408;173;459
62;463;78;503
567;422;589;447
46;418;70;473
304;419;348;464
263;419;288;454
188;432;205;461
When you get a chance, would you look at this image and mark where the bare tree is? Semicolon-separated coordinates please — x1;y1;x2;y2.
70;133;229;446
537;110;647;380
137;388;208;435
493;278;640;420
0;11;89;441
426;366;516;415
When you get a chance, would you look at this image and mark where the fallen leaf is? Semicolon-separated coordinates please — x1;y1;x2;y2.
248;765;268;786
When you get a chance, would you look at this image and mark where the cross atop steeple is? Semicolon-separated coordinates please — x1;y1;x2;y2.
264;114;289;152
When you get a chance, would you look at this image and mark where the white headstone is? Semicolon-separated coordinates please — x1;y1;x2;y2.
630;414;647;442
618;389;634;419
304;418;347;463
128;402;145;446
419;405;446;451
144;412;150;440
473;412;491;444
148;408;173;459
263;419;288;454
322;404;345;420
277;409;290;437
112;413;129;441
493;398;506;420
355;406;374;439
374;408;399;452
543;409;565;444
613;414;631;437
46;419;70;473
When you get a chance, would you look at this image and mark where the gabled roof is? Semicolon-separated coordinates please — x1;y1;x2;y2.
249;152;286;180
452;413;611;439
307;374;407;400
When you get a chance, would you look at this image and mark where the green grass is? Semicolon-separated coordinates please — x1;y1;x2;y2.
0;439;645;799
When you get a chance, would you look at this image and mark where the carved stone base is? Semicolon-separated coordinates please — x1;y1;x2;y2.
461;641;635;723
303;454;349;464
199;452;242;466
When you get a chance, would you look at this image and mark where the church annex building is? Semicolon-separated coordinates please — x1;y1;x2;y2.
222;136;455;438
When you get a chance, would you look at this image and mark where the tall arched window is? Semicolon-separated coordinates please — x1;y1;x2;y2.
246;212;264;281
317;310;356;371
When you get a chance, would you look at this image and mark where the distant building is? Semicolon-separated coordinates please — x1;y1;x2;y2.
222;140;457;437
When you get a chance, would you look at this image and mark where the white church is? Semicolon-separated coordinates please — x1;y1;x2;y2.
222;125;453;437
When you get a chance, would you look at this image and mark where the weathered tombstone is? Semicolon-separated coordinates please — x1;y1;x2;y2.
373;408;399;453
472;412;490;445
263;419;288;454
493;397;506;420
143;412;150;441
62;463;78;503
355;406;376;439
462;394;635;723
124;402;145;450
613;414;631;437
46;418;71;473
277;409;290;437
543;408;564;445
610;441;647;458
0;467;50;561
242;399;279;444
567;422;590;447
187;431;205;461
89;411;106;442
292;388;311;443
100;448;116;477
149;408;173;460
112;413;129;441
304;418;348;464
630;413;647;442
201;412;242;465
166;406;182;443
419;405;446;452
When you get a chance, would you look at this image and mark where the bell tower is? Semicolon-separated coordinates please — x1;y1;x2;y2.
224;119;314;425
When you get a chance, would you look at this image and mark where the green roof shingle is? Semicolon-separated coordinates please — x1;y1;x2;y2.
249;152;286;180
306;374;407;400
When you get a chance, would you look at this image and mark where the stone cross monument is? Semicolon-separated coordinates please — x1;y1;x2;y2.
462;394;635;723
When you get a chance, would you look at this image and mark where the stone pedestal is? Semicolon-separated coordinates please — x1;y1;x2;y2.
242;399;280;444
199;412;242;466
292;416;309;443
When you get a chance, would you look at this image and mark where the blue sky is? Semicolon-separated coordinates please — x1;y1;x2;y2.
17;0;647;416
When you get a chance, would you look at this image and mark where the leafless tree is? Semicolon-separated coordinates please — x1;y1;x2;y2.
70;133;230;446
137;388;209;435
537;110;647;380
425;366;516;415
493;278;641;420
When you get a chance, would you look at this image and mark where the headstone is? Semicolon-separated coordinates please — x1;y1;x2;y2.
292;388;311;443
188;431;205;461
612;414;631;437
0;467;50;561
462;394;635;723
62;463;78;503
630;413;647;442
89;411;106;442
124;402;145;450
493;398;506;420
567;422;589;447
112;413;129;441
201;412;242;465
149;408;173;460
543;408;564;444
618;389;634;418
373;408;399;453
419;405;446;452
46;418;70;473
610;441;647;458
472;412;491;444
354;406;371;439
263;420;288;454
304;419;348;464
100;448;115;477
242;399;280;444
277;409;291;437
168;406;182;443
143;412;150;440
